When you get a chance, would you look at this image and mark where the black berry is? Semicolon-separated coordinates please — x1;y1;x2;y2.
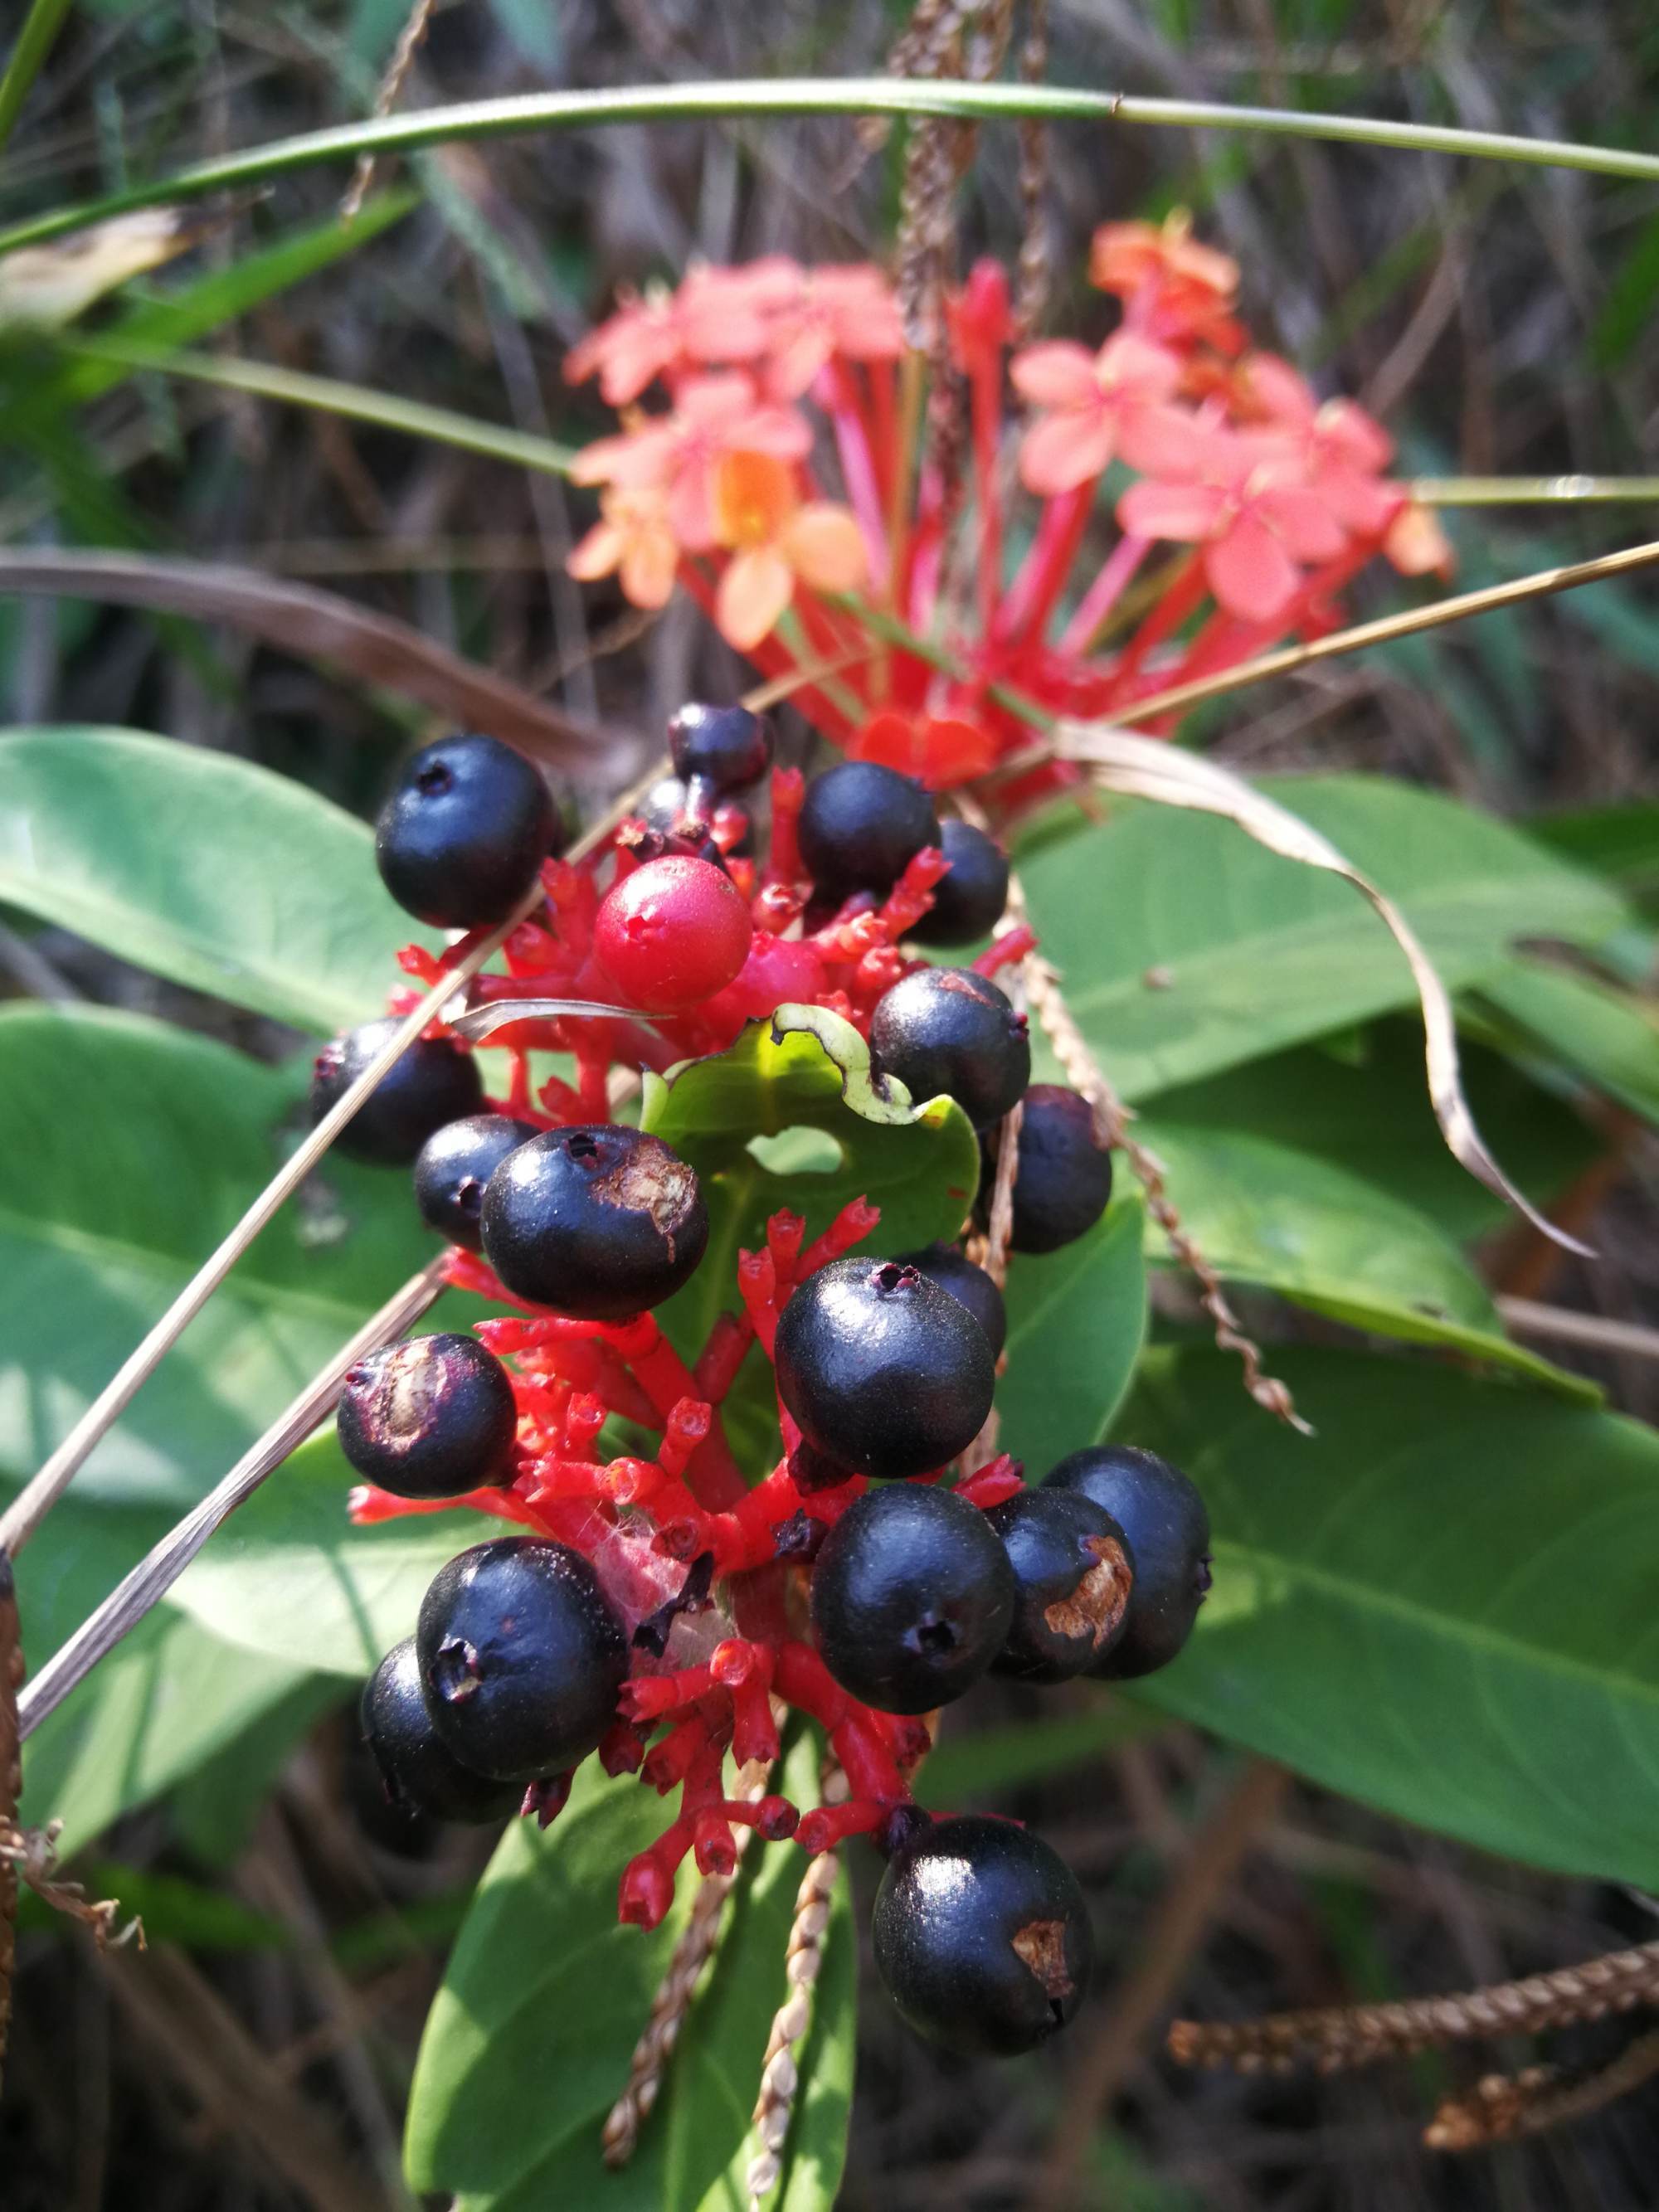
1044;1445;1211;1679
910;819;1010;947
416;1537;629;1782
986;1489;1134;1683
310;1017;483;1165
869;967;1030;1130
810;1485;1015;1714
774;1258;995;1480
338;1332;518;1500
799;761;941;900
361;1638;521;1824
996;1083;1113;1253
480;1124;708;1320
873;1814;1093;2055
375;732;560;927
413;1113;539;1251
894;1242;1007;1359
667;700;774;795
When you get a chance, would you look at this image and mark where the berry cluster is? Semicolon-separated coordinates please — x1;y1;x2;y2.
314;725;1211;2057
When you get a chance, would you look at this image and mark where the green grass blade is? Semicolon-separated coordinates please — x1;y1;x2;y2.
0;0;73;156
55;334;577;476
4;79;1659;258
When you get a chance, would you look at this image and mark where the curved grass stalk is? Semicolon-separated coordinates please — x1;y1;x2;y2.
0;0;72;156
1413;476;1659;507
4;79;1659;259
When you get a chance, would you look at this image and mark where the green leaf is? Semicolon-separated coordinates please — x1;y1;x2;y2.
996;1193;1148;1473
1137;1019;1597;1247
171;1424;504;1678
0;727;437;1030
17;1859;289;1949
642;1006;981;1358
918;1699;1165;1806
1476;960;1659;1124
1019;775;1632;1101
1135;1119;1588;1393
0;1002;439;1505
1122;1346;1659;1887
406;1732;856;2211
1529;799;1659;914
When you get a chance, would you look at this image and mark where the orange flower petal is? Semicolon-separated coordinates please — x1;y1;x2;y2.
711;450;798;548
1019;410;1116;497
1384;500;1456;579
567;520;624;581
620;529;679;609
781;503;868;594
1205;510;1301;621
717;544;795;649
1117;478;1228;542
1010;340;1100;409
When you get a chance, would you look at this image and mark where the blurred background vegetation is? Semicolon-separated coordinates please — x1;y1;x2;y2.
2;3;1658;2208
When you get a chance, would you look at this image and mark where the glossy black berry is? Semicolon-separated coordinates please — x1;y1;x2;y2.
799;761;941;900
360;1639;521;1823
416;1537;629;1782
910;819;1010;947
337;1332;518;1500
1044;1446;1211;1679
667;701;774;795
375;732;560;927
810;1485;1015;1714
413;1113;539;1252
775;1258;995;1481
480;1124;708;1320
997;1083;1113;1253
309;1018;484;1165
895;1242;1007;1359
986;1489;1134;1684
873;1814;1093;2055
869;967;1030;1130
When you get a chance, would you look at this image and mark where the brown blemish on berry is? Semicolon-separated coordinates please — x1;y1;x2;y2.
359;1340;451;1463
1042;1534;1132;1655
591;1136;699;1261
1011;1918;1074;2001
933;969;993;1001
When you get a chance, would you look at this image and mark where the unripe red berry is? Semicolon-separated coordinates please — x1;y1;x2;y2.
593;854;754;1012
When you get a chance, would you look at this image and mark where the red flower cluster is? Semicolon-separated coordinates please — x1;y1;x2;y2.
563;217;1452;789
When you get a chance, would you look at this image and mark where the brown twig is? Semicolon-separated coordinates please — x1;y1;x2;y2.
339;0;435;223
1003;871;1311;1434
602;1729;784;2170
746;1759;848;2208
1033;1757;1292;2206
1014;0;1052;338
1423;2030;1659;2151
1167;1937;1659;2077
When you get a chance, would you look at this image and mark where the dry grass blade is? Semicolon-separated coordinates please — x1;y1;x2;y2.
0;548;602;764
339;0;435;224
1055;722;1594;1261
13;1258;450;1741
1168;1937;1659;2075
1115;537;1659;727
0;756;669;1563
450;995;636;1043
0;204;229;329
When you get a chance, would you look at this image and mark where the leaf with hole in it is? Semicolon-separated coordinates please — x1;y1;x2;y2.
0;1001;445;1507
405;1730;856;2211
640;1005;981;1360
996;1192;1148;1475
0;727;436;1029
1019;774;1632;1102
1122;1345;1659;1887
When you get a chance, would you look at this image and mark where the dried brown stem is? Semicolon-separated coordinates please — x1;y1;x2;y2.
1168;1937;1659;2077
602;1729;785;2170
0;757;668;1563
1423;2030;1659;2151
0;1551;19;2093
1003;872;1311;1434
339;0;435;223
1014;0;1052;337
747;1760;847;2207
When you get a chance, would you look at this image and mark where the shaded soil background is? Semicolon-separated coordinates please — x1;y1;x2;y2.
2;2;1658;2207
